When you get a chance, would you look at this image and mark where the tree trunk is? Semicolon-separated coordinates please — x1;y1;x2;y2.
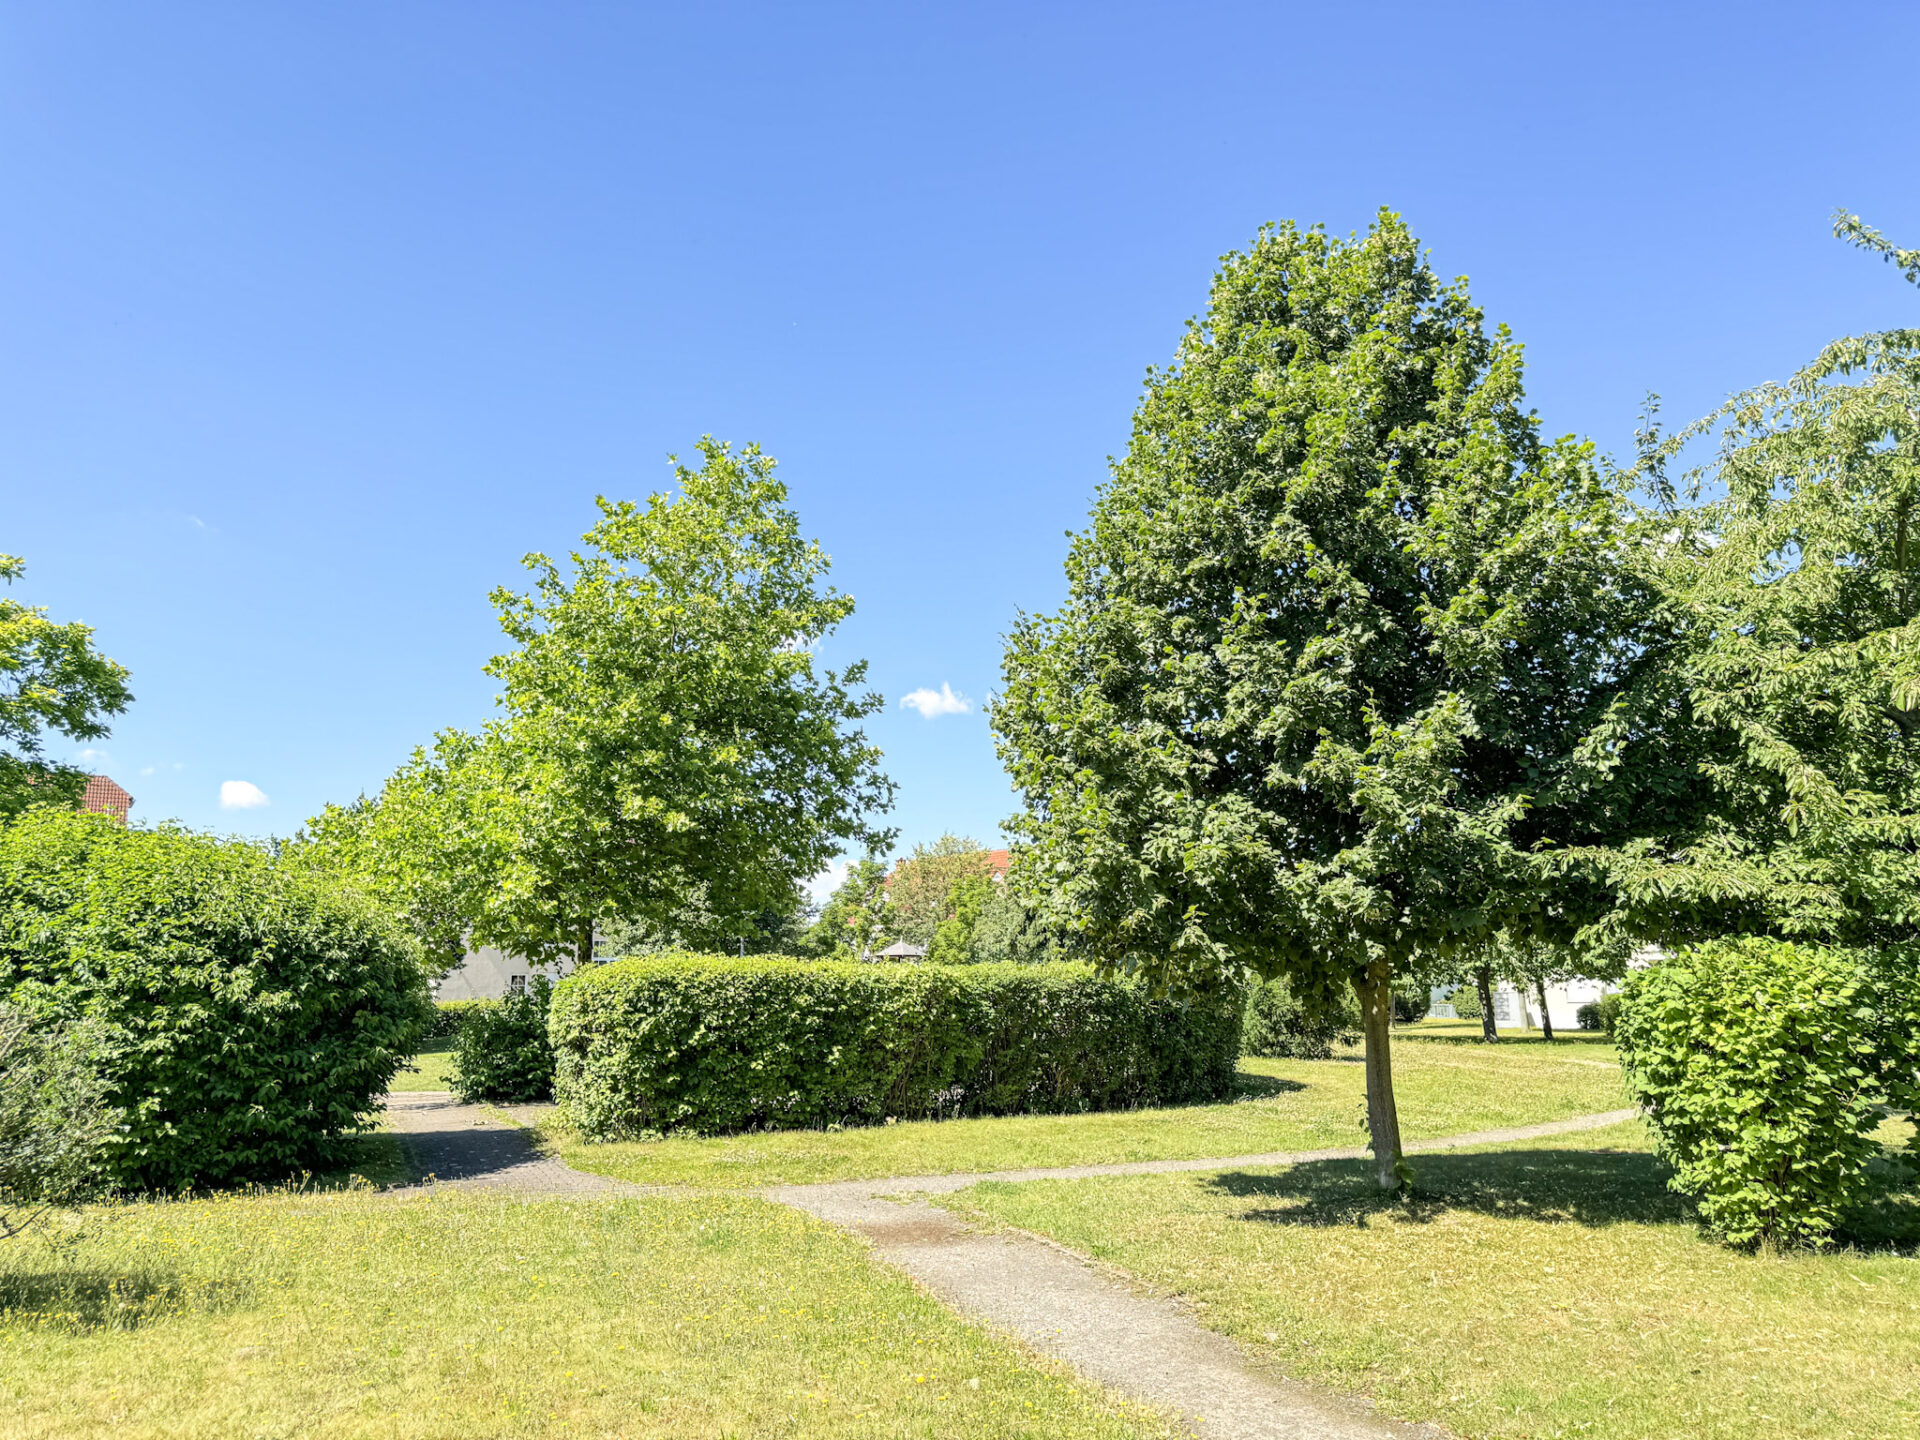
1535;978;1554;1042
1354;960;1406;1191
574;919;594;970
1475;964;1498;1043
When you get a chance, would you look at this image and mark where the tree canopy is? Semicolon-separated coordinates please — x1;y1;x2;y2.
0;556;132;818
300;440;894;967
993;212;1656;1184
1594;212;1920;946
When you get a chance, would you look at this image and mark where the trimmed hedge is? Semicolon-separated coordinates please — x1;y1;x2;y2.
426;998;492;1040
452;978;555;1103
1243;976;1358;1059
550;955;1242;1139
0;809;432;1191
1614;939;1920;1248
1575;992;1622;1033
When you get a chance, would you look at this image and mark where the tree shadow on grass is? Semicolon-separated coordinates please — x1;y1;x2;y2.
1230;1073;1309;1100
1205;1144;1920;1251
0;1268;252;1333
1205;1146;1690;1229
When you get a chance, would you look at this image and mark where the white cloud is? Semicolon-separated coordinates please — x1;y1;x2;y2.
220;780;270;810
899;683;971;719
138;766;155;776
77;747;111;763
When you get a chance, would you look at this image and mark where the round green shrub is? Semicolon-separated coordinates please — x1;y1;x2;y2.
451;979;555;1103
549;954;1243;1139
1575;992;1622;1033
0;809;432;1191
426;998;492;1041
1614;938;1920;1249
1243;976;1359;1058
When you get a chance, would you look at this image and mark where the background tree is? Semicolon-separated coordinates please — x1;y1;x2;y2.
884;834;996;946
0;556;132;818
1596;213;1920;946
301;441;895;967
800;855;891;959
994;213;1657;1188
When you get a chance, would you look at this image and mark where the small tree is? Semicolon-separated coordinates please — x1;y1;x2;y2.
0;556;132;818
995;213;1656;1187
302;441;895;968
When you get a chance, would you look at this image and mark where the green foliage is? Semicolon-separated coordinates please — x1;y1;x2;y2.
1447;984;1484;1021
0;1005;115;1236
1242;976;1359;1059
1599;221;1920;946
292;440;894;969
451;978;555;1103
549;954;1243;1139
886;835;993;946
0;555;133;818
992;211;1655;1182
926;872;995;963
425;999;492;1041
0;809;432;1191
798;855;891;959
1575;992;1622;1033
1614;939;1920;1248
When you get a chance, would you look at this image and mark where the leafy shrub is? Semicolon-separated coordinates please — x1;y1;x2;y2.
550;955;1243;1138
1576;992;1622;1033
451;979;555;1103
0;809;432;1191
1447;984;1483;1021
425;999;491;1041
1390;980;1431;1025
1243;976;1358;1059
0;1005;116;1236
1614;939;1920;1249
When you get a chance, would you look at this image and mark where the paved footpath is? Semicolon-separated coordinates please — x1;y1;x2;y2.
382;1094;1636;1439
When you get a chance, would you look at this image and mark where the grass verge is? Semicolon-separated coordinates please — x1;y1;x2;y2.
393;1041;456;1092
551;1034;1626;1188
0;1188;1176;1439
939;1118;1920;1440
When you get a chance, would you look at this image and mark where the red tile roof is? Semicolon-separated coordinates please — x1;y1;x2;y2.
80;774;133;823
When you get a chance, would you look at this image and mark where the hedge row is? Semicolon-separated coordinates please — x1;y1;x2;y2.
0;808;431;1191
549;955;1242;1138
426;998;493;1040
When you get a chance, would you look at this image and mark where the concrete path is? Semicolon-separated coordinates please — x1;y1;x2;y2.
382;1091;635;1194
380;1091;1638;1438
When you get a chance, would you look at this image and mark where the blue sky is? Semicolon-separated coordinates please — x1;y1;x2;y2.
5;2;1917;889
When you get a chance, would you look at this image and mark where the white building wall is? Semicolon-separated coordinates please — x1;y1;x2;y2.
432;945;575;1002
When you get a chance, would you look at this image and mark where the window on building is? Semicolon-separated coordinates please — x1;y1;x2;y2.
507;974;527;996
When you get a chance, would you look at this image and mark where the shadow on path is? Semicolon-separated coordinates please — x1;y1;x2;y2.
382;1092;629;1194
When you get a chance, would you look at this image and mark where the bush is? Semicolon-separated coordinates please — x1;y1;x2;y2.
0;1005;115;1236
1576;992;1622;1033
451;980;555;1103
549;955;1243;1139
0;809;432;1191
425;999;491;1041
1447;983;1483;1021
1614;939;1920;1249
1390;980;1431;1025
1243;976;1358;1058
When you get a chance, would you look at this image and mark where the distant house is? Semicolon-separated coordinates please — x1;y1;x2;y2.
432;944;578;1002
80;774;133;823
867;939;928;963
1428;946;1659;1031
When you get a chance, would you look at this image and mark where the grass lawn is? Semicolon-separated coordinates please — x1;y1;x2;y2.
393;1040;457;1092
552;1031;1627;1188
940;1118;1920;1440
0;1187;1177;1439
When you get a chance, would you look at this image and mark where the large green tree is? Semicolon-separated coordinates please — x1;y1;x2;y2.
1594;212;1920;944
0;556;132;818
993;213;1657;1187
302;440;894;967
